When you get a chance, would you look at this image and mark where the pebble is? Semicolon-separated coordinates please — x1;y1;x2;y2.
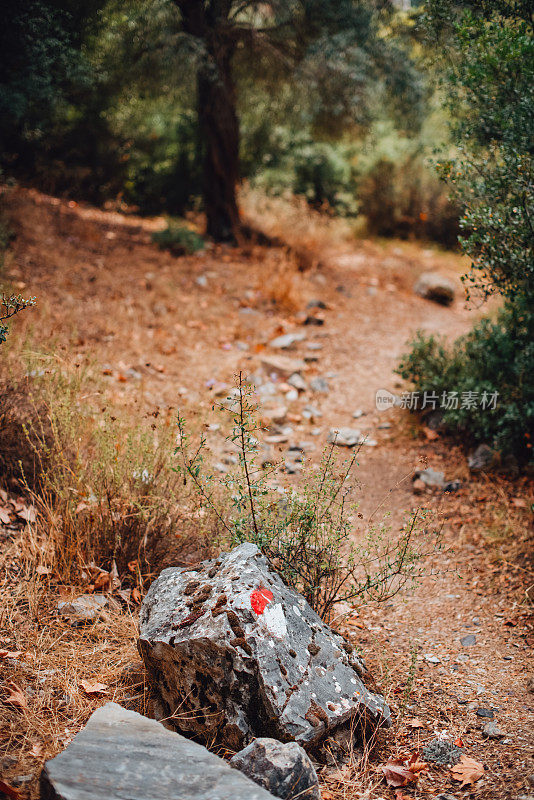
476;707;494;719
482;721;505;739
269;333;306;349
302;405;322;420
461;634;477;647
309;377;329;394
352;409;364;419
288;373;307;392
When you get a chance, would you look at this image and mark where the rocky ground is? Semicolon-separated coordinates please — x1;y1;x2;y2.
0;187;532;800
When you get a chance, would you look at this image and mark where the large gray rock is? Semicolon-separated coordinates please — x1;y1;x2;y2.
40;703;277;800
231;738;320;800
139;543;390;754
414;272;455;305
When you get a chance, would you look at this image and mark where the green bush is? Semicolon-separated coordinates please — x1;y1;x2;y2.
397;300;534;466
152;222;204;255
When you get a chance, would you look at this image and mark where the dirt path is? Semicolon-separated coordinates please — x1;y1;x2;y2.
3;188;533;799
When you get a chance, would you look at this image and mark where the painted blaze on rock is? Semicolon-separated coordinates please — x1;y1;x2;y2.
138;543;390;752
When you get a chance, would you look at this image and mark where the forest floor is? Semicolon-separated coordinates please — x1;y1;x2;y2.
0;187;532;800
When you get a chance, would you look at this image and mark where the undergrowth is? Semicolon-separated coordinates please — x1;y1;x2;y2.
175;373;440;621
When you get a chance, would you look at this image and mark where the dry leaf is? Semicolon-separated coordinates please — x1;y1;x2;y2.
131;587;141;604
0;507;11;524
36;565;50;576
423;426;439;441
381;759;418;787
450;755;485;787
0;649;23;659
0;779;21;799
80;680;108;696
17;505;36;523
407;717;426;729
3;680;27;708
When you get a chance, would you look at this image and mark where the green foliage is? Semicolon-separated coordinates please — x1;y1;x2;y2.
397;300;534;465
152;222;205;255
0;294;36;345
175;374;438;621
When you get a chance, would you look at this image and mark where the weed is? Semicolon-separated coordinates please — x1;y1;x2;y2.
152;221;204;255
175;373;440;621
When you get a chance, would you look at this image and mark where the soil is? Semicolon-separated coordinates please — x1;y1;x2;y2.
1;187;532;800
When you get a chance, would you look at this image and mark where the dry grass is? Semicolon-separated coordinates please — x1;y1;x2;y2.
240;186;355;271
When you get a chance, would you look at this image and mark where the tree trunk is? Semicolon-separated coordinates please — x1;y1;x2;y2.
197;48;240;242
176;1;240;242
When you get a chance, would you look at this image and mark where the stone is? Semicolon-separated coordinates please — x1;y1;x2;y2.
327;428;363;447
468;444;496;472
57;594;109;626
306;300;326;310
461;634;476;647
476;707;494;719
414;272;455;305
412;478;426;495
422;739;463;766
270;333;306;350
263;407;288;425
309;377;329;394
413;468;445;489
288;373;307;392
352;409;364;419
231;738;320;800
443;480;461;493
302;405;322;421
261;355;306;380
138;543;390;754
482;721;505;739
40;703;277;800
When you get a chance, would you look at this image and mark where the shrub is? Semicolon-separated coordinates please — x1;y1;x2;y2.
397;299;534;466
175;374;439;621
152;222;204;255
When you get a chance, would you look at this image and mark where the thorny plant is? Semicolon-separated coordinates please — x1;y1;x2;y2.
0;292;36;344
175;372;441;621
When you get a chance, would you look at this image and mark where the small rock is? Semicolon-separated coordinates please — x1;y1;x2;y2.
327;428;362;447
309;377;329;394
263;407;288;425
302;405;322;421
443;480;461;493
414;272;455;305
413;468;445;489
482;721;505;739
231;738;320;800
476;707;494;719
270;333;306;350
468;444;496;472
284;460;302;475
288;373;307;392
306;300;326;310
41;703;278;800
422;739;463;766
412;478;426;495
57;594;109;626
461;634;476;647
352;409;364;419
306;342;323;351
424;654;441;665
261;355;306;380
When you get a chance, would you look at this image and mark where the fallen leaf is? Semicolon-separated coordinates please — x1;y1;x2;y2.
0;507;11;524
450;755;485;787
93;571;110;590
36;565;50;576
423;426;439;441
80;680;108;696
29;742;43;757
395;791;410;800
454;737;464;747
0;779;21;799
381;758;419;787
407;717;426;729
127;560;138;572
17;505;36;523
3;680;27;708
131;587;141;604
0;649;23;659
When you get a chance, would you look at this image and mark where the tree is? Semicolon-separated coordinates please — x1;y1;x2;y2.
173;1;423;241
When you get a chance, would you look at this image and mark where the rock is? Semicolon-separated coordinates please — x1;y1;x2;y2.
270;333;306;350
468;444;496;472
306;300;326;310
302;405;322;421
261;355;306;380
231;738;320;800
412;478;426;495
306;342;323;351
414;272;455;305
482;721;505;739
476;707;494;719
138;543;390;754
352;409;364;419
288;373;307;392
57;594;109;626
327;428;363;447
424;654;441;665
443;480;461;493
413;468;445;489
422;739;463;766
262;407;288;425
309;377;329;394
40;703;277;800
461;634;476;647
